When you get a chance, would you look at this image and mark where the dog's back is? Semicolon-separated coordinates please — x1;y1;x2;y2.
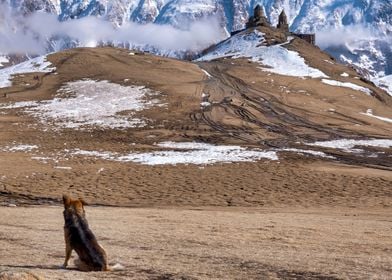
63;195;108;271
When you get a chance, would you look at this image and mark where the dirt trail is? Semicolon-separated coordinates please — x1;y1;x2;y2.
196;61;392;169
1;206;391;280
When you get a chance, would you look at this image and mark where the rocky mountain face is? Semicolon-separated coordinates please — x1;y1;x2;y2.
1;0;391;78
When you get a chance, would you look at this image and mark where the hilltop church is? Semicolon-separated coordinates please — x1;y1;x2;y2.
237;5;315;45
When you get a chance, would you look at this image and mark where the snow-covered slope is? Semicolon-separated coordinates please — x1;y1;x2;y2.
197;30;327;78
2;0;392;79
0;55;55;88
374;75;392;96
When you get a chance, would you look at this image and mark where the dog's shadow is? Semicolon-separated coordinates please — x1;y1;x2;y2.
1;264;65;271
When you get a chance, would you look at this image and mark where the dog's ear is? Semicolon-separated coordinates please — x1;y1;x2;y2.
63;195;71;208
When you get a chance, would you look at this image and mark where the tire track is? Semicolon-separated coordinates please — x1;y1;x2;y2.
197;63;373;145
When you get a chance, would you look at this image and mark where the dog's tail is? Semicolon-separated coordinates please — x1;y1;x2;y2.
108;263;125;271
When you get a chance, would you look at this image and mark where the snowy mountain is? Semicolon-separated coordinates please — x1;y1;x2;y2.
5;1;390;33
0;56;9;67
374;74;392;96
1;0;391;79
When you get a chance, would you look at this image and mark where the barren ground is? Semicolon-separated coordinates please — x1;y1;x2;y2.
0;30;391;279
1;206;391;280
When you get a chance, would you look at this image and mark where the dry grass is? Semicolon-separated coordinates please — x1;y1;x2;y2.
1;206;391;279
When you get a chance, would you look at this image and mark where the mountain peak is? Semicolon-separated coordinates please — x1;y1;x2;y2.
1;0;391;79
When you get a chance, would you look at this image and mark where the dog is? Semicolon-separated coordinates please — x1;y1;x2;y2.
62;195;122;271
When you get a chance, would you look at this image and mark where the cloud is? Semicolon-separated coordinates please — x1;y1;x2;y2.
0;4;225;55
0;5;46;53
315;24;389;49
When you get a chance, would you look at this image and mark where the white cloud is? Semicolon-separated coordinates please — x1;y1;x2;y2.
316;24;390;49
0;4;225;55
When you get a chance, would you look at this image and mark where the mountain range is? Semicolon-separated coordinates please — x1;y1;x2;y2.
1;0;391;79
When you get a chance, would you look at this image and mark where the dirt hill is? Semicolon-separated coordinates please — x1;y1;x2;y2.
0;27;391;207
0;25;391;280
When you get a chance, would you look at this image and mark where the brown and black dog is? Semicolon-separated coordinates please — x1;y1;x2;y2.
62;195;111;271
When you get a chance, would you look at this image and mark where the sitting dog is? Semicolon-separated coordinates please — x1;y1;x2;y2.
62;195;110;271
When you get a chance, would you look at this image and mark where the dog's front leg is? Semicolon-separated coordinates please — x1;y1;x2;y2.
62;241;72;268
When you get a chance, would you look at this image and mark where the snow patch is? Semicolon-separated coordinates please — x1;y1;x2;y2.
278;148;335;159
200;69;212;78
361;109;392;124
69;142;278;165
1;144;38;152
308;139;392;152
54;166;72;170
0;56;55;88
340;72;349;77
0;80;162;130
0;56;9;67
324;60;334;65
31;156;53;163
321;79;372;95
0;101;38;109
72;149;115;159
197;30;327;79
